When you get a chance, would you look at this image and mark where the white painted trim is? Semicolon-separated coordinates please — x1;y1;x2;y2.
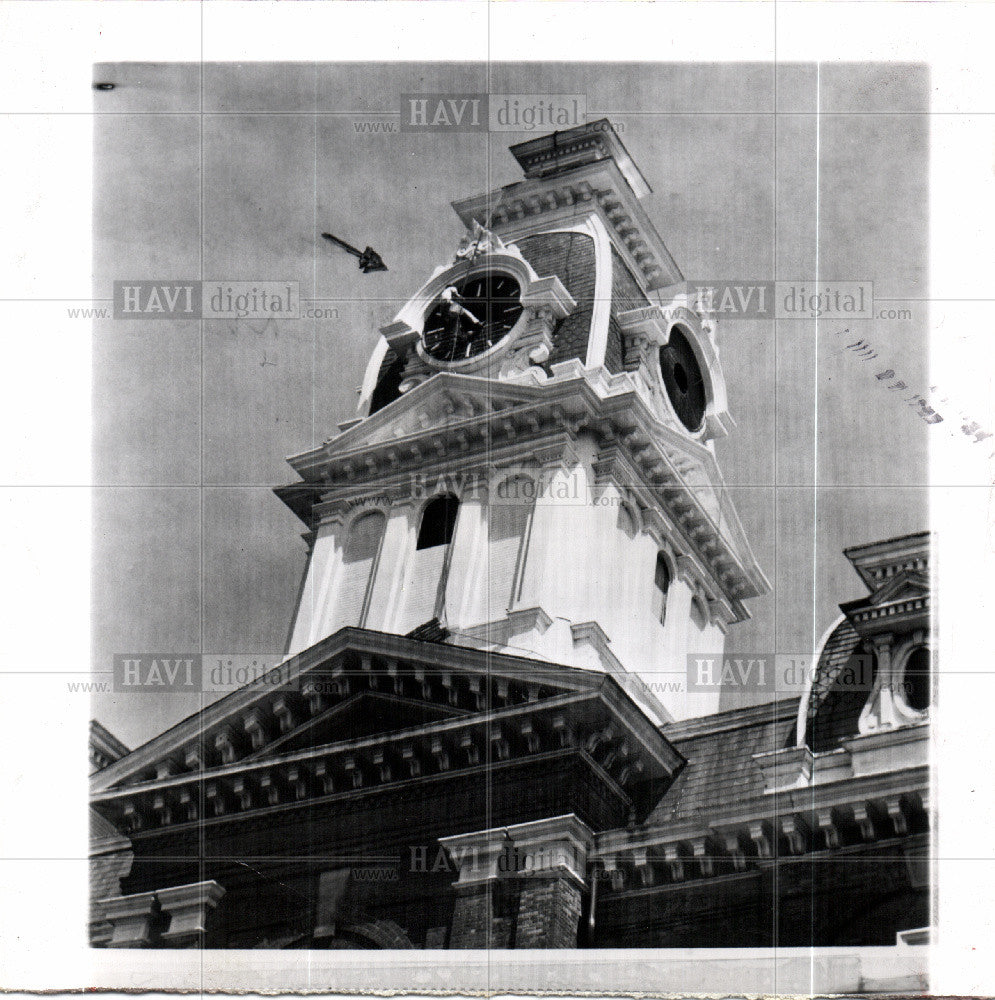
584;214;616;370
357;334;389;415
796;614;849;747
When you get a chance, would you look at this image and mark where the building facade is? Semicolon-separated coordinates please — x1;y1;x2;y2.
90;123;930;975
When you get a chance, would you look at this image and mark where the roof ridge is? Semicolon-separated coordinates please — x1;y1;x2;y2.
661;695;799;740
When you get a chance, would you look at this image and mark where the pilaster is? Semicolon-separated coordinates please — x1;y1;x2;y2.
158;881;226;948
859;633;897;734
365;499;419;632
97;891;159;948
441;814;593;950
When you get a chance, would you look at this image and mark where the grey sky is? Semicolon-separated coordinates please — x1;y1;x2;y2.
92;62;928;747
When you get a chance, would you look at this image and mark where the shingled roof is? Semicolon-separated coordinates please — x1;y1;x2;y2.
648;696;798;825
802;616;873;752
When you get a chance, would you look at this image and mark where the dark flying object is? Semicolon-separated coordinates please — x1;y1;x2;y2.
320;232;388;273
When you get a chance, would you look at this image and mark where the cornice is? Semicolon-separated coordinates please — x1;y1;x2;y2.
279;370;770;611
452;158;683;293
90;664;686;838
90;625;685;802
593;766;928;889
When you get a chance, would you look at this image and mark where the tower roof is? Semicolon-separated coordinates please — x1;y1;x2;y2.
509;119;652;199
798;530;931;749
842;530;931;590
452;122;682;291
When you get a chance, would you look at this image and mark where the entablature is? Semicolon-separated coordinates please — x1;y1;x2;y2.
453;156;682;294
592;769;928;891
279;369;769;611
90;629;686;836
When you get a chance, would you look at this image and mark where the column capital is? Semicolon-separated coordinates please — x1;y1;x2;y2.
157;880;226;947
97;891;158;948
439;813;595;889
865;632;895;657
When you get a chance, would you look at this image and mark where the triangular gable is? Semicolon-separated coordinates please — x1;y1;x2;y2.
89;627;607;795
240;690;468;762
90;629;688;836
295;373;549;469
867;569;930;607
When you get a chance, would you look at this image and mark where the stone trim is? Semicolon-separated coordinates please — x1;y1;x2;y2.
157;881;226;946
283;372;769;610
453;157;683;293
92;660;684;833
439;814;594;888
98;881;225;949
593;781;929;890
96;891;158;948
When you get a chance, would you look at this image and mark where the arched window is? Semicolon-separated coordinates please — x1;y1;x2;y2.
416;494;460;549
333;510;386;628
652;553;670;626
903;646;931;712
406;494;461;628
486;478;535;618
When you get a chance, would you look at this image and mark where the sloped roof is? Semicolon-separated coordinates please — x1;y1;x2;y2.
802;616;880;753
90;627;685;804
90;719;129;762
649;697;798;824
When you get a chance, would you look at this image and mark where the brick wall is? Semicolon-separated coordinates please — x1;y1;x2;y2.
515;876;583;948
515;232;596;370
450;876;582;949
89;849;134;946
450;884;514;949
606;248;650;374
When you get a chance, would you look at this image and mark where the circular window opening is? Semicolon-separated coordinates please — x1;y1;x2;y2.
903;646;931;712
659;327;707;432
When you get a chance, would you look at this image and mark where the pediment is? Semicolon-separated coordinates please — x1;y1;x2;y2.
241;690;467;761
867;570;929;606
90;629;687;835
89;628;604;796
301;373;548;466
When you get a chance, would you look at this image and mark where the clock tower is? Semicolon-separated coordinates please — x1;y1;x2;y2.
279;120;769;721
91;120;925;966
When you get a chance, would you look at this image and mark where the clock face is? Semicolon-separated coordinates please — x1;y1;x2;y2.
422;272;523;362
659;327;707;431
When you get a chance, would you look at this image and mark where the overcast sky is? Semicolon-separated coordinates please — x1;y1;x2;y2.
92;62;929;747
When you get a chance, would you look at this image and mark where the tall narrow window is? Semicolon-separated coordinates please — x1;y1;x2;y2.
332;510;386;629
652;553;670;626
486;478;535;619
903;646;931;712
416;494;460;549
406;494;461;627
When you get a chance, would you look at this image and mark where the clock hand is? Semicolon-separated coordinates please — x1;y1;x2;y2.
456;304;482;326
440;286;482;326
